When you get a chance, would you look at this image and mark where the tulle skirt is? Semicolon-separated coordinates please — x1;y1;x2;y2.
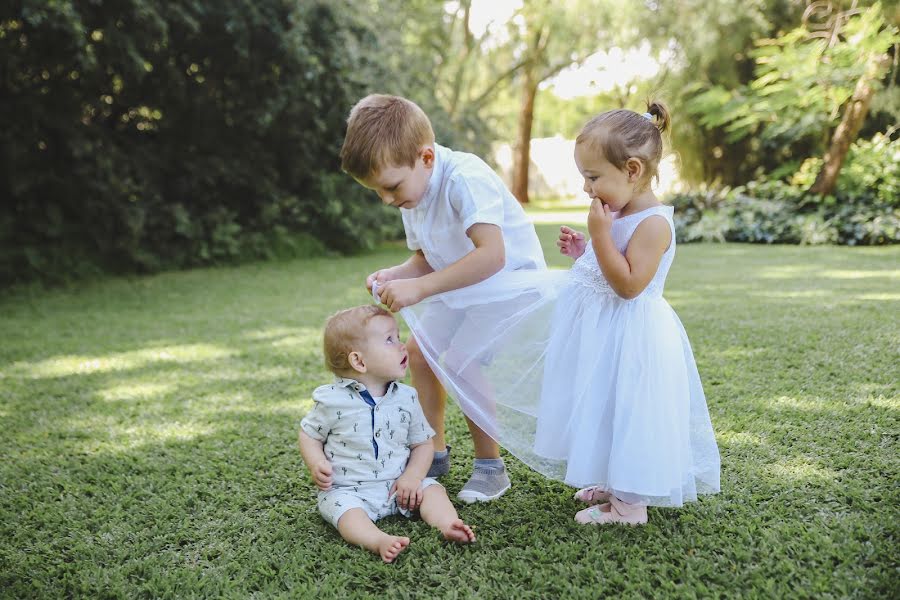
400;270;720;507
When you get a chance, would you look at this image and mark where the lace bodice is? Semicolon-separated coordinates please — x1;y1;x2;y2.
569;205;676;299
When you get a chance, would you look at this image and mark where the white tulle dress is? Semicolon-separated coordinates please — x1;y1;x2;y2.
399;205;720;507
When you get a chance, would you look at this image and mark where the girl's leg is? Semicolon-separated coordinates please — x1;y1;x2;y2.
418;486;476;543
337;508;410;563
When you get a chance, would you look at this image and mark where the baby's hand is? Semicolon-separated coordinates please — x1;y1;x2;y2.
311;459;333;491
377;278;426;312
390;474;424;510
557;226;587;259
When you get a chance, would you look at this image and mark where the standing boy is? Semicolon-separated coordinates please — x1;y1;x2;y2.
340;94;546;502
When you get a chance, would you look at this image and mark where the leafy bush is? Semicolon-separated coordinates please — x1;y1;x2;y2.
670;134;900;246
0;1;405;286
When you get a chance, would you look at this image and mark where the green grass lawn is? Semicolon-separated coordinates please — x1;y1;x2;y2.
2;219;898;598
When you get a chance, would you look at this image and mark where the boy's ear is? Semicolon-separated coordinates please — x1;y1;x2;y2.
348;351;367;374
420;146;435;168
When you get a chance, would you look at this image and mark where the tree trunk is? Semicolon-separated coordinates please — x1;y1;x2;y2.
512;69;537;204
810;53;891;196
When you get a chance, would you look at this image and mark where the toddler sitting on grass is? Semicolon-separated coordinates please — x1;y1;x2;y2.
299;305;475;563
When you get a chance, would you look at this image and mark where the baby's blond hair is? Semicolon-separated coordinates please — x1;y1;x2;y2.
340;94;435;179
323;305;394;375
576;100;671;188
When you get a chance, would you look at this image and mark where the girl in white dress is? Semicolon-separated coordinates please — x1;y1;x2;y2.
399;102;719;526
534;102;720;525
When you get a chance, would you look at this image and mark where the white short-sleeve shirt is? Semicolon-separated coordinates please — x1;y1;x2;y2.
400;144;546;273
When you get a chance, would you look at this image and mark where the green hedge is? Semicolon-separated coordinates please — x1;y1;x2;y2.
670;134;900;246
0;1;404;286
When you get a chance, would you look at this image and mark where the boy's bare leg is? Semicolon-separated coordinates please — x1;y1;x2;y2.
337;508;410;563
418;486;476;543
407;336;448;451
465;416;500;459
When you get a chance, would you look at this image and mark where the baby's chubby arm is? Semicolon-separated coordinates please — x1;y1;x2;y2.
390;439;434;510
298;430;333;491
377;224;505;312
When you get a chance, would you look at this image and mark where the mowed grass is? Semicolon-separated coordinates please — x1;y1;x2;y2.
1;218;898;598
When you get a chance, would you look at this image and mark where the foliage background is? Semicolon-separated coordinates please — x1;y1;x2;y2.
2;0;898;287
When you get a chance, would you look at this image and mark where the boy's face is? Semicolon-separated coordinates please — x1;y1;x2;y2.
358;146;435;210
354;315;409;382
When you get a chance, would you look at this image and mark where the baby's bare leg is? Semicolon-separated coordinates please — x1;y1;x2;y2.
407;336;448;451
337;508;410;563
418;486;476;543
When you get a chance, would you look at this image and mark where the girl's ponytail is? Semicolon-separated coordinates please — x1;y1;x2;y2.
646;100;670;134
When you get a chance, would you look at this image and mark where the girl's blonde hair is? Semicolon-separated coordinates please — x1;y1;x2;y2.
323;305;393;375
576;100;671;188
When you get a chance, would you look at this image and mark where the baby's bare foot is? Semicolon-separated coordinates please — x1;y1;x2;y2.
441;519;476;543
377;535;410;563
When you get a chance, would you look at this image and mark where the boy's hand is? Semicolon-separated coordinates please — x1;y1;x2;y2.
311;459;333;491
366;268;395;294
557;226;587;259
390;474;424;510
377;278;427;312
587;198;613;240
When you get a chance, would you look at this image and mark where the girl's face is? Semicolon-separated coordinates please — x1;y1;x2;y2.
574;142;635;213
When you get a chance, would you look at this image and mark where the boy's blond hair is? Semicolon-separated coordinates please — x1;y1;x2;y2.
323;305;394;375
340;94;435;179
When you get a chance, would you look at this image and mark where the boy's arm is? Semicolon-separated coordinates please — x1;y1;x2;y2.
378;224;504;311
366;251;434;292
298;430;333;491
419;223;505;295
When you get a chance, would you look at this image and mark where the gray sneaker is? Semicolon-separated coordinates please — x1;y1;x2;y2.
426;445;451;478
457;466;511;503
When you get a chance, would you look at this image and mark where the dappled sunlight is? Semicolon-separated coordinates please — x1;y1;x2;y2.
194;365;300;382
270;330;321;349
67;418;214;454
717;430;764;447
98;382;174;402
764;459;840;485
211;397;309;417
242;327;306;341
715;346;769;360
766;395;832;412
853;293;900;301
758;265;819;279
820;269;899;280
11;344;236;379
849;383;899;410
752;289;833;299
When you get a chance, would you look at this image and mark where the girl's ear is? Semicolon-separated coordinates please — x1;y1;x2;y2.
348;351;367;374
625;157;644;182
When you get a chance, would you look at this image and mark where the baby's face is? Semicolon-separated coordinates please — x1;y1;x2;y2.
358;315;409;381
357;147;434;210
